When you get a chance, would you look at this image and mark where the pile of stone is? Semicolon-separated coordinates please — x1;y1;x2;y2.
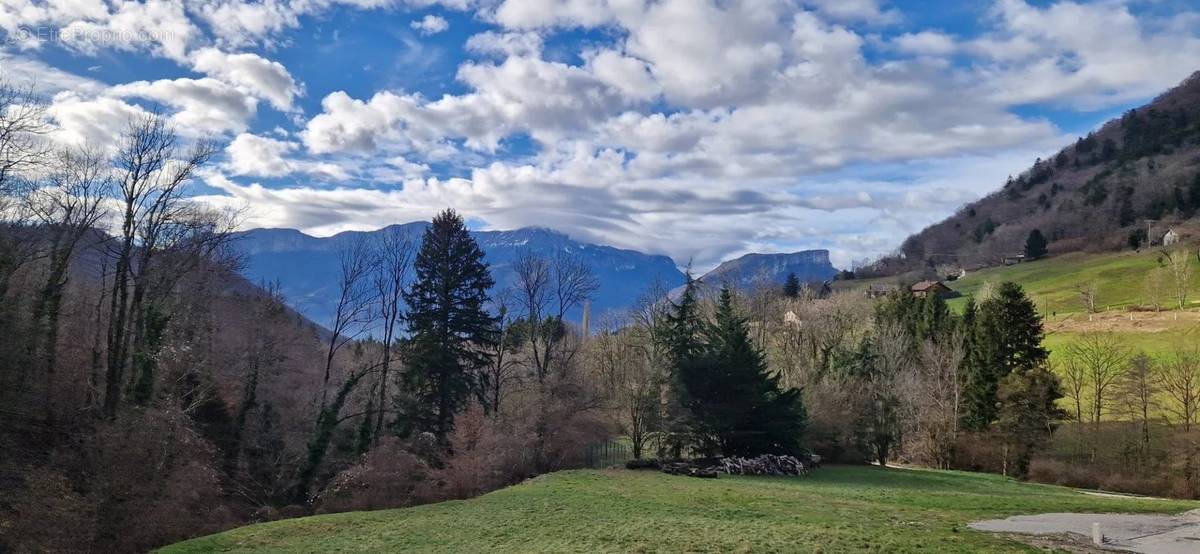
717;454;808;476
660;461;719;479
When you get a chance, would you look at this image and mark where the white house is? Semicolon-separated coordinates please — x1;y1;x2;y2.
1164;229;1181;247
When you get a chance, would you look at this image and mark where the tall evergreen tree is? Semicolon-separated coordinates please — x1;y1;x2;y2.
678;286;806;457
660;273;706;457
961;282;1048;430
401;209;497;441
996;366;1065;477
918;293;955;344
1024;229;1048;259
783;272;801;298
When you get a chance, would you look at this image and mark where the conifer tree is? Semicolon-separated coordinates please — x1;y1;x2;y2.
401;209;497;441
961;282;1048;430
996;366;1065;477
659;273;705;457
1024;229;1048;259
918;293;954;343
783;272;801;298
678;286;806;456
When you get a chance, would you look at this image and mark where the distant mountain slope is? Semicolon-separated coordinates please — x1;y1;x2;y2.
697;250;839;290
867;70;1200;278
232;224;688;326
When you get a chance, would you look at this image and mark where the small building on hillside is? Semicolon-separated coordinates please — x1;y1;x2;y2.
866;283;900;298
911;280;952;299
1002;254;1027;266
1164;229;1181;247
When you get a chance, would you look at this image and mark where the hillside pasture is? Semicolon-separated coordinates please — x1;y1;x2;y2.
945;250;1200;316
163;466;1196;553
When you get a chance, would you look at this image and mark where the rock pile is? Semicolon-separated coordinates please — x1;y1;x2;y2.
660;461;719;478
717;454;808;476
629;454;814;478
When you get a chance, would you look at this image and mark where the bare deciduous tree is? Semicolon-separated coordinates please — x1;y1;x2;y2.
1164;247;1193;310
1116;353;1158;459
512;250;598;383
371;227;413;441
1063;332;1132;426
901;335;964;468
1059;356;1088;424
1160;349;1200;433
319;236;378;410
1076;281;1099;313
1143;266;1166;312
103;112;218;416
24;148;111;417
0;81;49;301
481;287;521;413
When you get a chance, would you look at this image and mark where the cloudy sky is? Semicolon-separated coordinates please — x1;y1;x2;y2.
3;0;1199;269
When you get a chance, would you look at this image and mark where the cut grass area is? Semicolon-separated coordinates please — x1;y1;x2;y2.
945;250;1200;316
162;466;1197;553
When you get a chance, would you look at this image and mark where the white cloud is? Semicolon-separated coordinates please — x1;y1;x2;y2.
491;0;624;30
226;132;297;176
894;31;956;56
189;0;399;47
18;0;1200;267
225;132;358;180
969;0;1200;108
57;0;200;62
0;52;106;95
191;48;302;111
109;77;257;135
45;91;150;148
465;31;543;58
801;0;901;25
411;14;449;35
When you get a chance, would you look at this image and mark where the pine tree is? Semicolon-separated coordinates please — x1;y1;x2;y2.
783;272;801;298
996;366;1065;477
401;209;497;441
1024;229;1048;259
961;283;1048;430
918;293;954;343
665;273;706;364
678;286;806;457
660;274;706;457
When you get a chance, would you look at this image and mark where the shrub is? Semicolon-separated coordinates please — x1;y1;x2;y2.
316;438;433;513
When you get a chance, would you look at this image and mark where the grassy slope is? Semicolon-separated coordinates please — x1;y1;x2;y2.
943;250;1200;357
163;466;1196;554
946;250;1200;315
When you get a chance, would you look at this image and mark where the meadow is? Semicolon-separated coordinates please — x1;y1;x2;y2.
936;250;1200;357
162;466;1196;553
946;250;1200;316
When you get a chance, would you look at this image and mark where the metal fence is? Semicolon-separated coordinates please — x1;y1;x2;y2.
583;440;631;469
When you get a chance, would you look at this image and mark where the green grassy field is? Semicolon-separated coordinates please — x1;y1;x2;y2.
162;466;1196;553
932;250;1200;357
945;250;1200;315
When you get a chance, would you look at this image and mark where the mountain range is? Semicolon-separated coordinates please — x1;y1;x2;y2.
232;225;838;327
697;250;838;291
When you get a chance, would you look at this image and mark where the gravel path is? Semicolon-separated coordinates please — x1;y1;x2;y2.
970;510;1200;553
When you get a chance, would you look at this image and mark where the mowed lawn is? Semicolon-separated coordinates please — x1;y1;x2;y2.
162;466;1196;553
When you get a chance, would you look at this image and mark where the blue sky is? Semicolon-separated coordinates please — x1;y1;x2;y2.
3;0;1199;269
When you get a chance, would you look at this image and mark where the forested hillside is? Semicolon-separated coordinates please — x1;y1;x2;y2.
867;71;1200;277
